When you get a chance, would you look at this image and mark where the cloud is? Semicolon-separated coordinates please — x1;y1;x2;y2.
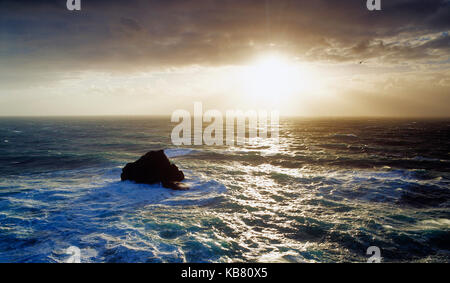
1;0;449;71
0;0;448;116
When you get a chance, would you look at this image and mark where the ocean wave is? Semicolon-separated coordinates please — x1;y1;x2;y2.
408;156;449;163
314;169;450;207
331;133;358;138
0;165;227;262
1;117;449;262
75;173;227;210
165;148;196;158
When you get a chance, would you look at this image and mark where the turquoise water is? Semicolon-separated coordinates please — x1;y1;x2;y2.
0;117;449;262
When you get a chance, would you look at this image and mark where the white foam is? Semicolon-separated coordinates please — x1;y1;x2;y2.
73;171;227;211
332;133;358;138
258;250;313;263
165;148;195;158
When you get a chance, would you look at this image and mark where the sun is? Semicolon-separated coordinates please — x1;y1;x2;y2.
242;53;309;106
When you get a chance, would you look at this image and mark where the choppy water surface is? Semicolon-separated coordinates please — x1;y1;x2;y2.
0;117;449;262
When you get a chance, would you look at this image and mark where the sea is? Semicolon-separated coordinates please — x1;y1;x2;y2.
0;117;449;262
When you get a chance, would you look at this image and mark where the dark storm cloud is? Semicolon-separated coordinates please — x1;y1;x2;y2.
1;0;449;70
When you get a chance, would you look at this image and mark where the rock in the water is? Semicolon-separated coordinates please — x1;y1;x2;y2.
121;150;187;190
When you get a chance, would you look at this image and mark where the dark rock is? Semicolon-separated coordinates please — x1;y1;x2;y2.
121;150;187;190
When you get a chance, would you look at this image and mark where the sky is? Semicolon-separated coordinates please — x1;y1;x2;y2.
0;0;449;117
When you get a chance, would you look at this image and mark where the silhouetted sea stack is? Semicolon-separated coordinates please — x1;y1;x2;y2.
121;150;188;190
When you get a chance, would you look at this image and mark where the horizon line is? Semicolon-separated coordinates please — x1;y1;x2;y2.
0;114;449;119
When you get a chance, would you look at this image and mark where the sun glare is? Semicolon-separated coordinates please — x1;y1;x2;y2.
242;53;312;106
